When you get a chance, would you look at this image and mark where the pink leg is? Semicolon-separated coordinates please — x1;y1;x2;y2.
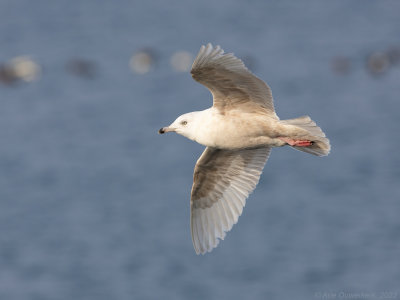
278;137;313;147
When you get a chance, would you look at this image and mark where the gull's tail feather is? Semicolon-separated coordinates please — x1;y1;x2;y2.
281;115;330;156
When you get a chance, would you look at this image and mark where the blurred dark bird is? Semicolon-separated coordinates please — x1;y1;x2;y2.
0;64;18;85
66;59;97;79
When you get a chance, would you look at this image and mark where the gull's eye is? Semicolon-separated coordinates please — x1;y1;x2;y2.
181;120;188;126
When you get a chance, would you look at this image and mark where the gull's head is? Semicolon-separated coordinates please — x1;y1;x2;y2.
158;112;200;140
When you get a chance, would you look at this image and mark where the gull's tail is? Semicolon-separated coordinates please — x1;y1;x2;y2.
280;116;330;156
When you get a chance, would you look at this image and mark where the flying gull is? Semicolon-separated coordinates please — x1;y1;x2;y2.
159;43;330;254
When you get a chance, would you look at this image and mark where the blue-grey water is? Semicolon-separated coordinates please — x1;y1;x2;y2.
1;1;400;299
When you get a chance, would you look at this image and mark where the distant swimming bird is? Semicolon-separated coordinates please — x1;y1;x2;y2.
130;48;157;74
0;56;41;85
159;44;330;254
66;58;97;79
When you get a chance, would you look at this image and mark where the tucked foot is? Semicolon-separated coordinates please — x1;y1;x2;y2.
278;137;314;147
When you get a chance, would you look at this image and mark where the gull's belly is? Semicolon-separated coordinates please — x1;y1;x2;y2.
196;113;284;149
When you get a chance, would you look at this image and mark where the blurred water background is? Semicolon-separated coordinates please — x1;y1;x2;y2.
1;1;400;299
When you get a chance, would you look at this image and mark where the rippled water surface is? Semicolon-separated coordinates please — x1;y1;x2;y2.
1;1;400;299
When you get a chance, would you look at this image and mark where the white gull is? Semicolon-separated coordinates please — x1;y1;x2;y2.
159;43;330;255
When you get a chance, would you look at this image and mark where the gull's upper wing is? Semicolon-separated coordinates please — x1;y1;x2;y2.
191;43;276;116
190;146;271;254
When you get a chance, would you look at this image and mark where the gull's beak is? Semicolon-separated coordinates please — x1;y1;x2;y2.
158;126;174;134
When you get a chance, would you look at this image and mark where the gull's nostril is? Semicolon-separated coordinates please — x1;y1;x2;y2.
158;128;165;134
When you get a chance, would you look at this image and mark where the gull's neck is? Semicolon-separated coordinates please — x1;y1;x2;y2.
189;108;220;146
